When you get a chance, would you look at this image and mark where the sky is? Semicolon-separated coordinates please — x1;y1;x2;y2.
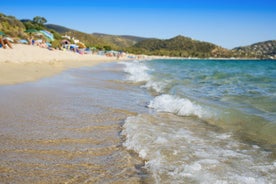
1;0;276;48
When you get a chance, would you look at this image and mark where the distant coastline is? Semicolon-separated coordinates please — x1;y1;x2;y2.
1;13;276;60
148;55;276;61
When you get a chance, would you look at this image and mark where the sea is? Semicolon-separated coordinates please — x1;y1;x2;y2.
0;58;275;184
120;59;276;184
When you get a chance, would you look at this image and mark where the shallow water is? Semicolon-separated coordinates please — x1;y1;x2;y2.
121;59;276;184
123;113;276;183
0;63;154;183
121;59;276;147
0;60;275;184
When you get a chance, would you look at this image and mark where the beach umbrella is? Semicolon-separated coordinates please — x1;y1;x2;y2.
39;30;54;41
5;37;14;42
46;42;52;47
77;42;86;49
19;39;28;44
34;32;43;36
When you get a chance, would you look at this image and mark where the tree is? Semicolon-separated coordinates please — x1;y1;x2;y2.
32;16;47;25
103;45;112;51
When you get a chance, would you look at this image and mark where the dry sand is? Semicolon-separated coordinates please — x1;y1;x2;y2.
0;44;120;85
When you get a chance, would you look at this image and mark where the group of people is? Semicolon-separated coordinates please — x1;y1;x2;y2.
0;34;49;50
0;36;13;49
28;36;48;48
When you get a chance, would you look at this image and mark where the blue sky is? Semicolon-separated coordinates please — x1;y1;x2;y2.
1;0;276;48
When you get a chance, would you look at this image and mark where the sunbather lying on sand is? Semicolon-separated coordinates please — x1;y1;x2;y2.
0;37;13;49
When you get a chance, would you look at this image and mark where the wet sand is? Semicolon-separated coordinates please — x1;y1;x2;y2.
0;63;153;183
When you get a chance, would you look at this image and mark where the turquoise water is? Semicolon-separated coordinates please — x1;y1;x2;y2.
1;60;275;183
121;59;276;183
122;59;276;146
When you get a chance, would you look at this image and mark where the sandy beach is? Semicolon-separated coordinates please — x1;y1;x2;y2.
0;44;155;183
0;61;153;183
1;43;275;183
0;44;120;85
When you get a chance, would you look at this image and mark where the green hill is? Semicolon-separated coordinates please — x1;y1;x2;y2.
0;13;27;38
45;24;111;48
1;12;275;59
92;33;148;49
45;24;148;49
127;35;232;58
0;13;64;47
119;35;149;43
232;40;276;59
45;24;75;33
58;30;114;49
46;24;139;49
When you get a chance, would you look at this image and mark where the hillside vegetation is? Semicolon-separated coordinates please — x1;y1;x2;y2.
92;33;147;49
1;12;276;59
0;13;26;38
232;40;276;59
46;24;147;49
127;35;232;58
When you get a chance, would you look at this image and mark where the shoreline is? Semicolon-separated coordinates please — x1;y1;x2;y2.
148;55;276;60
0;44;125;85
1;44;272;85
0;62;153;183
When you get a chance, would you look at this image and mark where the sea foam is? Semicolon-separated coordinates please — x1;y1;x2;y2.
121;60;168;93
121;59;276;184
122;114;276;184
148;94;209;118
121;60;151;82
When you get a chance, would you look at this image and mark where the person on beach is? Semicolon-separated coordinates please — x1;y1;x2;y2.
30;36;34;45
0;37;13;49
